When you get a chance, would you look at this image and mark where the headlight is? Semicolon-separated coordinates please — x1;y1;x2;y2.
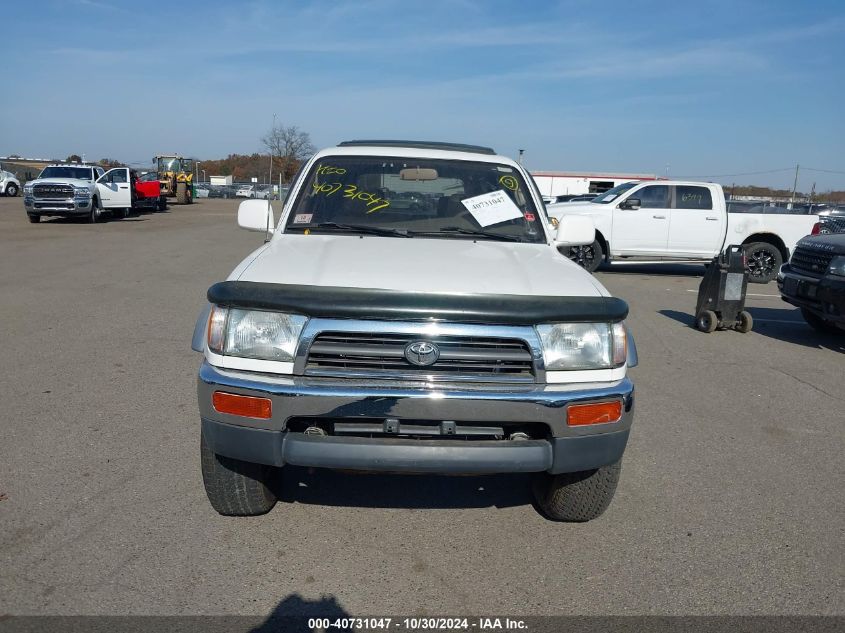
207;306;306;362
536;322;627;370
23;185;33;193
828;256;845;278
74;188;90;197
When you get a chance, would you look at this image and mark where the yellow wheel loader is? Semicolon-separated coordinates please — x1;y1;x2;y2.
154;155;194;204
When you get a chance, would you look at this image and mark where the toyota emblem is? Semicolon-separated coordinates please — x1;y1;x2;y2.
404;341;440;366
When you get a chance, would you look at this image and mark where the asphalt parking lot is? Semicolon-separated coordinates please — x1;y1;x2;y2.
0;196;842;617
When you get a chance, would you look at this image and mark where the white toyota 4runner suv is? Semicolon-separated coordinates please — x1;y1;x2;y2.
191;141;638;521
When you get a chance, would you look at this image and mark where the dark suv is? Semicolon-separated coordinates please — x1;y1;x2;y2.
777;233;845;333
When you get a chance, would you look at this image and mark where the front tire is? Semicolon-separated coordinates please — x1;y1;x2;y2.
566;239;603;273
533;460;622;522
200;430;277;516
27;213;40;223
89;198;102;223
6;183;19;197
744;242;782;284
176;182;188;204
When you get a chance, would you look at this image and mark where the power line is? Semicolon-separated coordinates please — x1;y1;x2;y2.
802;167;845;175
699;168;795;178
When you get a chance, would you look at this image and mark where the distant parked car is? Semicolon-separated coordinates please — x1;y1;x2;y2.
1;170;20;196
235;185;255;198
543;193;598;205
559;194;598;203
251;184;272;199
208;185;237;199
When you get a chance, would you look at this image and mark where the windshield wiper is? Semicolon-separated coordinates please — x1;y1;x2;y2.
427;226;524;242
299;222;412;238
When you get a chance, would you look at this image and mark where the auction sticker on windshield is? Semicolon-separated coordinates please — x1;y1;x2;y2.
461;189;523;227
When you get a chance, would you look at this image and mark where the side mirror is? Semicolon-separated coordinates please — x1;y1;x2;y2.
619;197;641;210
554;215;595;247
237;199;275;233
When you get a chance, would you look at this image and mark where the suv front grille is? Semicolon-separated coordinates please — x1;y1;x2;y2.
790;247;835;276
305;332;535;381
820;216;845;234
33;184;73;198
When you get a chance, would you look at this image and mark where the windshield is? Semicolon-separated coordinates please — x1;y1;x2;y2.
39;166;93;181
284;156;545;243
157;157;181;172
591;181;638;203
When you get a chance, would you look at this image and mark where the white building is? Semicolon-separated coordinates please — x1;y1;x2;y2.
209;175;233;186
531;171;662;197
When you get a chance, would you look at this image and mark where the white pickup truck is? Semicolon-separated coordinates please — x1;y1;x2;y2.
191;140;638;522
547;181;820;283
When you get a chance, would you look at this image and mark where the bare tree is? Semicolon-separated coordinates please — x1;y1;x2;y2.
261;124;315;181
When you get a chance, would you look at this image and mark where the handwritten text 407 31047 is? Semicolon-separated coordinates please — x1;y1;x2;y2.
311;181;390;213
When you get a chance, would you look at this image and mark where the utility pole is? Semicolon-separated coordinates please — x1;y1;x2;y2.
790;163;799;203
268;113;276;191
518;149;524;165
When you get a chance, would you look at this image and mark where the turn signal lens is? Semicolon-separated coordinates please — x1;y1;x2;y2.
207;305;227;353
567;401;623;426
212;391;272;419
612;322;627;366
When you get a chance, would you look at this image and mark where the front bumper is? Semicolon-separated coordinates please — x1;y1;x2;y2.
777;264;845;324
24;196;91;215
198;362;634;474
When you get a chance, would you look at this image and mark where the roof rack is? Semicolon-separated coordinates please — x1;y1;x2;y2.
337;140;496;155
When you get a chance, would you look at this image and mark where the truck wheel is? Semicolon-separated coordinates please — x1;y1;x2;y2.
533;460;621;522
800;307;842;335
89;198;102;223
176;182;188;204
566;239;603;273
737;310;753;333
157;196;167;212
200;430;277;516
697;310;718;332
6;183;18;197
27;214;40;223
744;242;782;284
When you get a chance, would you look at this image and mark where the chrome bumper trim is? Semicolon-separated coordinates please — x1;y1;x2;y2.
197;361;634;438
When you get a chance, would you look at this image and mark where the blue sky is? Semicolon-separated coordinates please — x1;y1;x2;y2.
1;0;843;191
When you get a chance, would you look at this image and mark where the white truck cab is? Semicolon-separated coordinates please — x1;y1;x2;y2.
548;180;820;283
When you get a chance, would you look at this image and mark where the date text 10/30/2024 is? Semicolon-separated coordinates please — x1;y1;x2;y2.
306;617;529;630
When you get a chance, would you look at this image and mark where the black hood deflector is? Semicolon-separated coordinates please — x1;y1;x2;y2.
208;281;628;324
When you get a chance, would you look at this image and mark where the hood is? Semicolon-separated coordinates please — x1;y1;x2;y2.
31;177;93;186
797;232;845;255
237;234;608;298
546;202;600;218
